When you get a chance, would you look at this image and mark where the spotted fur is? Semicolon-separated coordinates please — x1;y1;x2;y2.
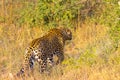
17;28;72;77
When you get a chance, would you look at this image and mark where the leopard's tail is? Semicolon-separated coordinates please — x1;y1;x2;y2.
16;47;35;77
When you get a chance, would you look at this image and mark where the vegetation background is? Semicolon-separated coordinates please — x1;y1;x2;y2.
0;0;120;80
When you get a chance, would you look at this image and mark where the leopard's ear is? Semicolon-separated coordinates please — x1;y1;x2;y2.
59;28;72;40
65;29;72;40
66;29;71;35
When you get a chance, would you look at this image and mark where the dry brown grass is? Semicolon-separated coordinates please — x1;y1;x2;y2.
0;23;120;80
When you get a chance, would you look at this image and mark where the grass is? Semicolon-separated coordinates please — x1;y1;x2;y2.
0;23;120;80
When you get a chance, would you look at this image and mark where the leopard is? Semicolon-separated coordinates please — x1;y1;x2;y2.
16;27;72;78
